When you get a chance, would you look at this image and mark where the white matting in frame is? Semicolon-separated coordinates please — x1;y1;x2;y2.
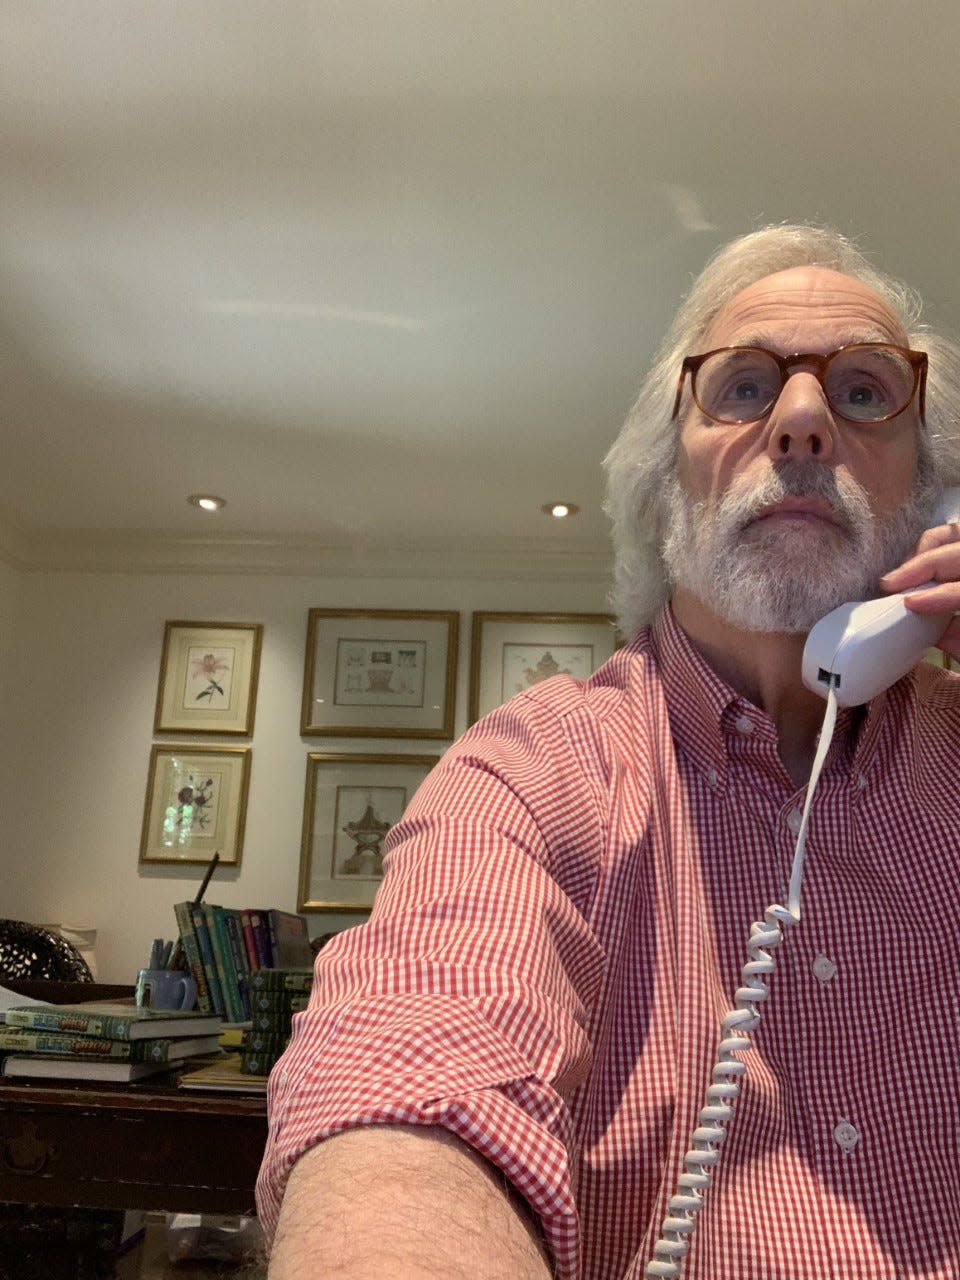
154;621;263;736
301;609;459;738
469;611;619;723
298;752;439;912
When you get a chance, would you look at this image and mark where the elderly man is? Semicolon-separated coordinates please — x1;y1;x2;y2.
258;225;960;1279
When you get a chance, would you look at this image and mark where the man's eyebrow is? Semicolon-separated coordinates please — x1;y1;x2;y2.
724;328;894;351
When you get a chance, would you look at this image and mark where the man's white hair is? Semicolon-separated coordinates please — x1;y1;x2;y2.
603;223;960;638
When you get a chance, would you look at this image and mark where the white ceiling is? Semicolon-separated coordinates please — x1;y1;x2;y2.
3;1;960;575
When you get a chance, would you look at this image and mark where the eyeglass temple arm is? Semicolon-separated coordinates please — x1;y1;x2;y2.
671;363;690;420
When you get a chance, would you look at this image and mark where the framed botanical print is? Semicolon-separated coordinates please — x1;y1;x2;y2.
301;609;458;739
297;752;439;912
139;744;251;866
469;611;619;722
154;621;263;736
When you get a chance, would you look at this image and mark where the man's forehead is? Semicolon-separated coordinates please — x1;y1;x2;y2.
704;266;909;350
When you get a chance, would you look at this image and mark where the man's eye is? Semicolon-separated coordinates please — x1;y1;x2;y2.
731;379;760;401
847;384;876;405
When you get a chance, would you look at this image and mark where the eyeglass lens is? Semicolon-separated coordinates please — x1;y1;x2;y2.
694;346;917;424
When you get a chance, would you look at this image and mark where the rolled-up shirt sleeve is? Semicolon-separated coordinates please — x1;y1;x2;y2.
256;682;611;1279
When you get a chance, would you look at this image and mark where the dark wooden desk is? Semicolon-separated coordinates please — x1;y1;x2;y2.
0;1073;267;1215
0;978;267;1213
0;980;269;1274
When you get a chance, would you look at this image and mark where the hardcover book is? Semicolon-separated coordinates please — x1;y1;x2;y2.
204;904;244;1024
223;908;252;1020
248;967;314;993
4;1002;222;1041
249;990;309;1016
1;1054;183;1083
241;1030;289;1055
266;911;314;968
240;1050;280;1075
238;908;263;971
190;905;225;1018
0;1028;222;1062
173;900;214;1014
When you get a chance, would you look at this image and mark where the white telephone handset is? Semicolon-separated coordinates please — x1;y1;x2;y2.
802;486;960;706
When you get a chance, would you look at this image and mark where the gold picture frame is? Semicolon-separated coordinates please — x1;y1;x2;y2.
298;752;439;912
301;609;459;739
139;744;252;866
154;621;263;736
469;611;619;723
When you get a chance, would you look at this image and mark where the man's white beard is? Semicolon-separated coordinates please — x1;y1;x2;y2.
661;461;935;633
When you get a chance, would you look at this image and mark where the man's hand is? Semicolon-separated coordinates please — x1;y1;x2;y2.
880;517;960;660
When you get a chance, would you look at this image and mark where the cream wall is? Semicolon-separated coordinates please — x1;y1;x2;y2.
3;565;610;982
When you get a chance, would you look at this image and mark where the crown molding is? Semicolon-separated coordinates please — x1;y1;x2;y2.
0;528;613;583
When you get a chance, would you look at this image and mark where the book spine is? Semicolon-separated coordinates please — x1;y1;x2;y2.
242;1030;290;1054
267;910;315;968
265;912;280;968
128;1037;190;1063
190;905;225;1017
240;1050;281;1075
0;1030;134;1058
248;968;315;993
238;909;261;972
224;908;252;1019
250;990;310;1015
4;1008;135;1039
249;910;273;968
206;904;243;1023
173;901;213;1014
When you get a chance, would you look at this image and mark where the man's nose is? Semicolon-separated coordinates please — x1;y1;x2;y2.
763;370;837;460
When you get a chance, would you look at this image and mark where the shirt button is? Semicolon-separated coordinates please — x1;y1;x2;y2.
812;954;836;984
706;767;719;786
855;773;868;791
786;809;803;834
734;714;753;735
834;1120;859;1152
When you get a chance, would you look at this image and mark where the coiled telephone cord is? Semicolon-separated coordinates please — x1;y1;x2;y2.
645;680;840;1278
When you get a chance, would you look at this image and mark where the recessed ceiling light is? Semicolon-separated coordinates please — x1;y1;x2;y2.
540;502;580;518
187;494;226;512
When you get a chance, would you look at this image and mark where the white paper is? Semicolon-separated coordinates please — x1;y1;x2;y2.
0;983;53;1021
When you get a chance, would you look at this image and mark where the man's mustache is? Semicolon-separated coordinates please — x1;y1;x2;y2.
725;462;870;537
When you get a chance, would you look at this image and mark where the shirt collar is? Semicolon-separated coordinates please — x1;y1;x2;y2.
646;604;862;788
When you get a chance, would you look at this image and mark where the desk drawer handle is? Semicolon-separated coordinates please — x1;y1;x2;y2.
2;1123;57;1176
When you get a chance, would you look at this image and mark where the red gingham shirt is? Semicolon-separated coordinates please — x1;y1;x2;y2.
258;606;960;1278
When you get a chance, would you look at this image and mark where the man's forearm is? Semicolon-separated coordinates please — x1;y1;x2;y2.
268;1125;553;1278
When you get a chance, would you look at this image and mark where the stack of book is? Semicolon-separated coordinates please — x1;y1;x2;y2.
172;902;313;1023
241;967;314;1075
0;1000;223;1082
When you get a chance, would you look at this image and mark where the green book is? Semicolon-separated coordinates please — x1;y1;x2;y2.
190;903;225;1017
173;901;214;1014
4;1001;222;1041
241;1029;289;1055
248;967;314;993
205;904;244;1023
223;908;252;1020
0;1028;222;1062
240;1049;282;1076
